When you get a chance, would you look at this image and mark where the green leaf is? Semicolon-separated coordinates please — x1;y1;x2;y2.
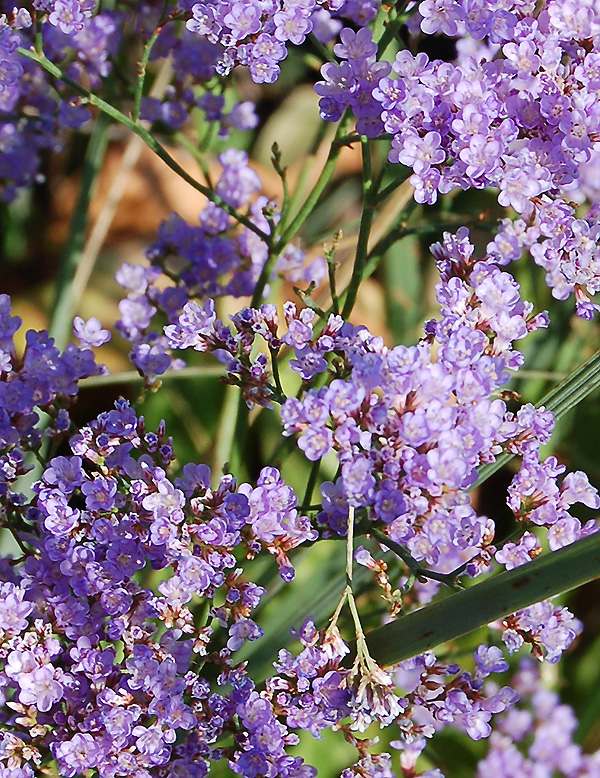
361;532;600;668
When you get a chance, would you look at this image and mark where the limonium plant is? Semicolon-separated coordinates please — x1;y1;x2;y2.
2;1;600;777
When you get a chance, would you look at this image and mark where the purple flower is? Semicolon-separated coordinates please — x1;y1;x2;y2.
0;582;33;632
48;0;86;34
56;733;102;775
223;3;262;40
18;664;63;712
165;300;217;351
72;316;111;348
81;476;118;511
227;618;263;651
473;645;509;676
298;426;333;461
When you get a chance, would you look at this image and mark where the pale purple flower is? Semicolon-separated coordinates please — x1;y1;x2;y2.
73;316;111;348
19;665;64;712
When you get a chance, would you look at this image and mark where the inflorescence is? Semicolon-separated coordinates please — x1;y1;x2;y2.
2;0;600;777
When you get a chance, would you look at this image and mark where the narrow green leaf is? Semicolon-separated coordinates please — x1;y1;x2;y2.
476;348;600;486
362;532;600;668
50;112;110;351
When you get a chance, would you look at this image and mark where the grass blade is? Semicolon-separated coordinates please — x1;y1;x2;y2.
362;532;600;667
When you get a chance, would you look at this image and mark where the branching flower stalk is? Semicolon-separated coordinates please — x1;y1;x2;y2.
3;3;600;778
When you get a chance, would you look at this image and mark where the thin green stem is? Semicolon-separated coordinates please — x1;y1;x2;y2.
132;26;161;122
364;198;421;265
347;505;355;586
326;589;348;634
271;143;291;229
199;117;218;153
212;384;243;478
284;120;329;220
228;393;252;476
341;137;375;319
1;519;33;557
80;365;223;388
34;16;43;54
277;112;352;246
250;245;278;308
373;168;412;204
173;130;212;187
49;112;110;350
18;47;269;241
301;458;321;508
270;348;285;400
326;232;341;316
293;284;328;319
297;503;324;512
370;527;463;591
308;33;336;63
344;509;377;672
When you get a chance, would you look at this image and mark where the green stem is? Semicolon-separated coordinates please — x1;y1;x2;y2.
345;509;378;672
250;245;278;308
327;257;340;316
301;458;321;508
277;112;352;247
173;130;212;187
284;120;329;220
271;143;291;229
364;199;420;267
18;47;269;242
341;137;375;319
308;33;336;64
49;112;110;350
199;117;218;153
212;384;243;478
270;348;285;400
80;364;223;388
347;505;355;586
373;168;412;204
229;393;252;476
132;26;161;122
370;527;463;591
34;16;43;54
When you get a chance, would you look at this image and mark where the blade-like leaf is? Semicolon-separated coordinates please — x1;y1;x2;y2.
476;348;600;486
362;532;600;668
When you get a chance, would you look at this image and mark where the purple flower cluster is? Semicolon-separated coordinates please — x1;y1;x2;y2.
505;449;599;553
490;198;600;318
0;294;104;508
139;9;260;135
315;26;391;136
41;0;95;35
477;657;600;778
0;1;121;200
0;393;322;778
5;0;600;774
269;619;351;738
392;648;518;745
165;298;279;408
377;32;600;208
0;0;260;200
239;467;318;580
281;229;548;573
312;0;600;241
117;150;326;384
496;601;583;663
184;0;378;83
